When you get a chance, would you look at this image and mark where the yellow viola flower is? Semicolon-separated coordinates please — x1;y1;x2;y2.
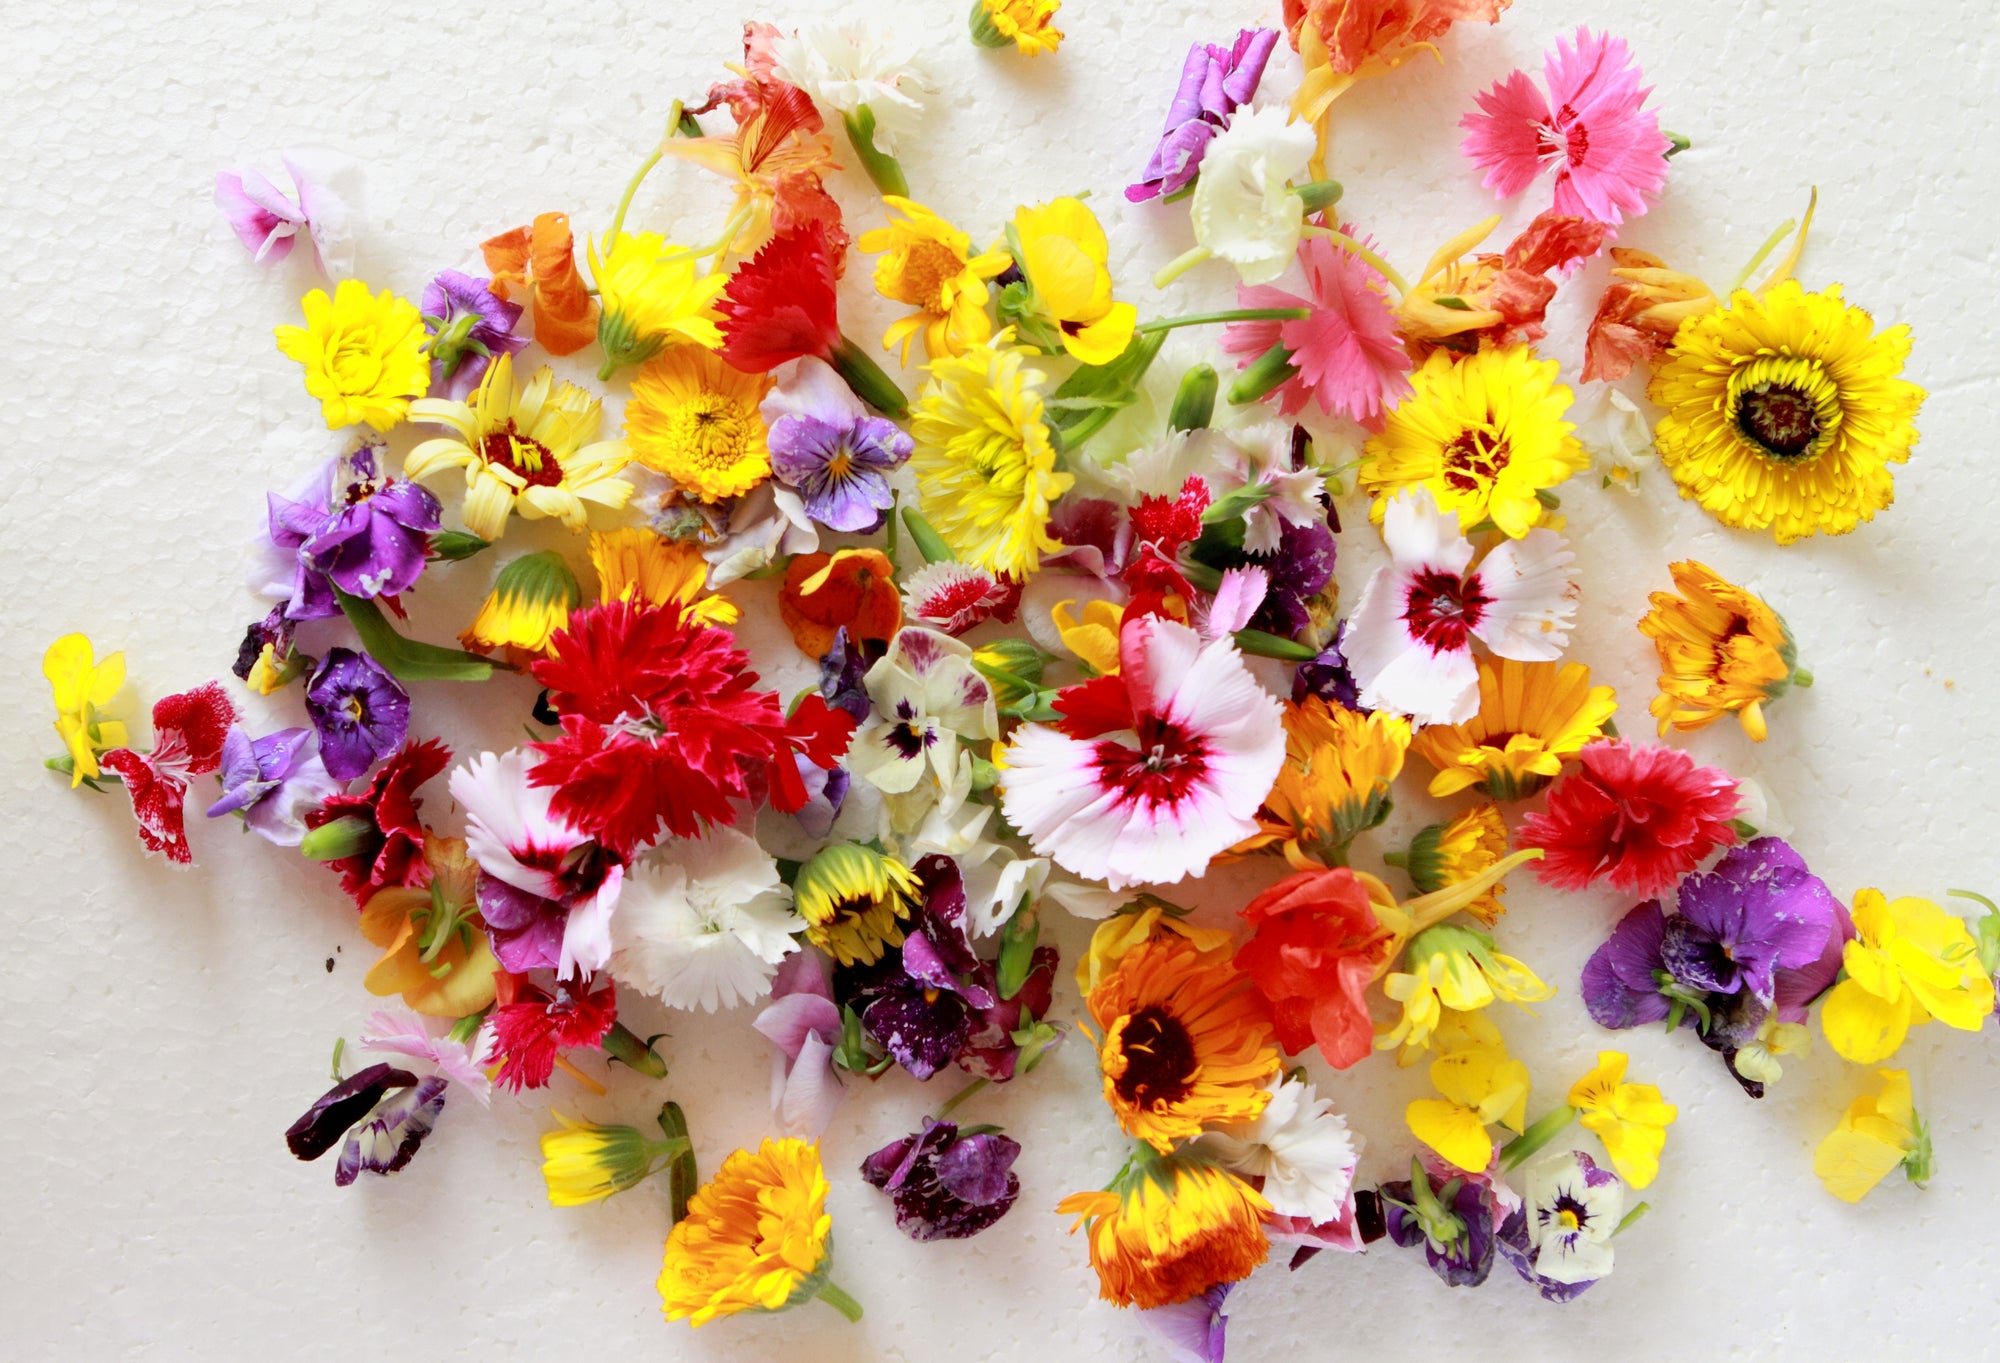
793;843;920;967
1638;560;1804;742
541;1110;689;1208
1241;699;1412;869
460;551;582;658
274;278;431;431
1568;1050;1677;1190
1360;346;1588;539
589;527;738;626
971;0;1064;56
858;197;1012;364
1052;598;1125;675
1405;1010;1530;1173
1401;803;1513;925
1380;924;1553;1058
1820;890;1995;1064
624;347;773;503
1650;281;1924;544
44;634;128;787
1074;902;1236;997
405;354;633;541
1057;1154;1269;1309
1733;1016;1812;1088
1410;656;1618;800
1011;197;1138;365
356;837;500;1018
1814;1069;1931;1204
590;231;728;380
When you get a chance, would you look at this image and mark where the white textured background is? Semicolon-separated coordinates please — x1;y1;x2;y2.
5;0;1998;1358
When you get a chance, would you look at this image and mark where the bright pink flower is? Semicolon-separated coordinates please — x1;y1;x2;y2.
1520;740;1741;897
98;682;239;867
1223;232;1411;427
1459;28;1670;228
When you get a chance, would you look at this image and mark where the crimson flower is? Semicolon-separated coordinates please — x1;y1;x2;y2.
1520;739;1740;897
717;222;840;373
486;973;618;1092
305;738;451;905
98;681;239;867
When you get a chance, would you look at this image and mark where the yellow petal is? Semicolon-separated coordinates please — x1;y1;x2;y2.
1407;1098;1495;1173
1820;977;1918;1065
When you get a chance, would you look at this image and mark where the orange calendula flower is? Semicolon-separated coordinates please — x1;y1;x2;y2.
1638;560;1803;742
1057;1152;1270;1309
777;548;902;657
589;527;738;627
1399;802;1513;925
482;212;600;358
356;837;501;1018
1238;698;1412;869
1074;902;1237;997
1410;657;1618;800
624;348;774;503
1088;936;1280;1153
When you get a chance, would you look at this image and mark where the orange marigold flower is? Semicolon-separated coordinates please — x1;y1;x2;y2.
1057;1153;1270;1309
481;212;599;358
1638;560;1802;742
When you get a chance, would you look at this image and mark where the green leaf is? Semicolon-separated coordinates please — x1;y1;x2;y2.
332;588;503;682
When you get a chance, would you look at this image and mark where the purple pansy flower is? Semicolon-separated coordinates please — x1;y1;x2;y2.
1127;29;1281;202
818;626;883;723
761;357;914;533
205;726;342;846
334;1075;448;1186
1247;517;1337;637
285;1063;415;1161
1382;1164;1498;1288
475;875;570;974
305;647;410;782
1138;1282;1232;1363
753;951;845;1138
1496;1151;1620;1302
1663;838;1843;1007
421;270;527;400
860;1118;1022;1241
1580;899;1674;1030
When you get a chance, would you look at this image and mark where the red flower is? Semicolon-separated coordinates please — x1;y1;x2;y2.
98;681;238;867
1129;476;1212;554
1234;867;1392;1069
487;973;618;1091
528;602;852;857
304;738;452;905
1519;739;1741;896
717;222;840;372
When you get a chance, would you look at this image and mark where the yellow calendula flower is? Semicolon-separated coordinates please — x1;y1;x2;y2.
1240;699;1412;869
1052;598;1125;675
1074;902;1236;997
859;197;1011;364
1814;1069;1931;1204
1568;1050;1677;1190
1379;924;1553;1058
793;843;920;967
591;231;728;380
1057;1153;1269;1309
1400;803;1513;925
971;0;1064;55
1649;281;1925;544
1404;1010;1530;1173
624;348;773;503
44;634;128;787
542;1110;688;1208
589;527;738;626
356;837;500;1017
1360;346;1588;539
1011;197;1138;366
1819;890;1995;1064
405;354;633;541
460;550;582;657
1090;936;1280;1153
1411;657;1618;801
660;1138;856;1326
275;278;431;431
1639;560;1803;742
910;335;1073;578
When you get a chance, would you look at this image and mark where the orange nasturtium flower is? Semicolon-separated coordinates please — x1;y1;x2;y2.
778;549;902;657
482;212;600;357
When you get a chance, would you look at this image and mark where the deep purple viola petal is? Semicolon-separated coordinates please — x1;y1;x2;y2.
285;1063;414;1161
476;875;568;973
912;855;981;978
859;1130;923;1192
305;648;410;782
1581;901;1672;1028
935;1130;1021;1206
334;1076;447;1186
861;989;971;1081
1659;916;1741;996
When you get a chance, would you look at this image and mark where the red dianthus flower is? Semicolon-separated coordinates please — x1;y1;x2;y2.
487;973;618;1092
305;737;451;905
1519;739;1740;896
717;221;841;373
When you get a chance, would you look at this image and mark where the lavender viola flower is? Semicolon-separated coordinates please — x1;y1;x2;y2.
1382;1161;1498;1288
264;462;341;621
335;1075;448;1186
1663;837;1844;1010
475;874;569;974
305;648;410;782
1138;1282;1232;1363
285;1063;415;1161
421;270;527;400
1127;29;1281;202
205;726;342;846
860;1118;1022;1241
761;357;914;533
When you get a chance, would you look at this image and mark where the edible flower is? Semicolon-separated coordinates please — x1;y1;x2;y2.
1056;1149;1271;1308
482;213;600;357
1819;890;1994;1064
1009;197;1138;365
1638;560;1804;741
1567;1050;1676;1189
274;279;431;431
44;633;128;787
590;230;727;379
859;196;1012;364
1814;1069;1930;1203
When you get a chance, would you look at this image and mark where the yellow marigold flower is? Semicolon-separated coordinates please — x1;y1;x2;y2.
590;231;728;380
1089;936;1280;1153
1074;903;1236;997
1405;1010;1530;1173
1410;657;1618;801
794;843;920;968
460;550;582;658
1011;197;1138;366
44;634;128;788
356;836;500;1017
1568;1050;1677;1190
1380;924;1553;1058
971;0;1064;56
589;527;738;627
1814;1069;1931;1204
1401;803;1513;925
1638;560;1803;742
1649;281;1925;544
624;348;773;503
542;1110;688;1208
1052;598;1125;675
660;1138;853;1326
274;278;431;431
1056;1153;1269;1309
1820;890;1995;1065
1240;699;1411;869
405;354;633;541
859;196;1011;364
1360;346;1588;539
909;335;1073;578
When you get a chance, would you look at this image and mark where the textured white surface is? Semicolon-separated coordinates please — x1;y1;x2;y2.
5;0;1999;1358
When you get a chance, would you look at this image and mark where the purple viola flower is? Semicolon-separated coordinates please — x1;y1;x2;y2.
1138;1282;1232;1363
476;875;569;974
762;357;914;533
838;858;996;1081
421;270;527;400
1291;621;1364;709
754;952;846;1138
297;442;442;600
285;1063;416;1161
1127;29;1281;202
860;1118;1022;1241
265;463;342;622
1495;1151;1620;1302
1382;1165;1497;1288
305;647;410;782
1666;837;1844;1008
334;1075;448;1186
205;726;342;847
1247;517;1337;638
1580;900;1674;1030
818;626;883;723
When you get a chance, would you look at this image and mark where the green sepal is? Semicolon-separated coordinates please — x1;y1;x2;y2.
332;587;502;682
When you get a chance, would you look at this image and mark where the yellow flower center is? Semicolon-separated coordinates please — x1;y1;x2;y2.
1442;427;1512;495
327;331;386;394
665;395;759;475
1557;1208;1581;1232
1728;355;1843;462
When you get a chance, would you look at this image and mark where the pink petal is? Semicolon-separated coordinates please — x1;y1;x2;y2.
1459;68;1553;201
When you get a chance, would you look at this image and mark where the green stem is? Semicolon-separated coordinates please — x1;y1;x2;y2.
816;1280;865;1323
1152;243;1212;289
601;1022;667;1078
841;106;910;198
1499;1105;1578;1170
1790;667;1814;689
608;106;678;249
1301;223;1409;296
933;1076;991;1121
1226;341;1298;407
1733;216;1798;292
657;1101;697;1223
1138;306;1310;333
829;333;909;417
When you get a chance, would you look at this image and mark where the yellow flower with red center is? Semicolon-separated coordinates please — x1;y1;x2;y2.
1410;657;1618;800
1639;560;1802;742
1239;698;1412;868
274;278;431;431
1819;890;1994;1064
659;1138;849;1326
1056;1152;1269;1308
624;348;773;503
859;197;1012;364
588;528;737;627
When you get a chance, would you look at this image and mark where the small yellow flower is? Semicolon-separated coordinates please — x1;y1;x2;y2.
1052;598;1125;675
659;1137;840;1326
589;527;737;627
1401;803;1513;925
274;278;431;431
460;551;582;657
1813;1069;1930;1204
1819;890;1995;1064
44;634;128;787
542;1112;684;1208
1074;903;1236;997
1379;924;1553;1058
1733;1015;1812;1087
1639;560;1801;742
1410;657;1618;800
793;843;920;967
858;197;1012;364
624;348;773;503
971;0;1064;56
1011;197;1138;366
590;231;727;379
1240;699;1412;869
1568;1050;1677;1190
1404;1010;1530;1173
1056;1154;1269;1309
405;354;633;541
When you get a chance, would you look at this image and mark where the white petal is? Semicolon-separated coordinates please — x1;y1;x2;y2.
1470;527;1579;661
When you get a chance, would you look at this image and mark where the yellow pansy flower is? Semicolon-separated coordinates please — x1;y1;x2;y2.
1568;1051;1677;1190
1405;1011;1530;1173
1052;598;1125;675
1011;197;1137;365
1813;1069;1930;1204
44;634;128;787
1820;889;1994;1064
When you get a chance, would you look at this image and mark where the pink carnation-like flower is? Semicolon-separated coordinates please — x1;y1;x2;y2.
902;560;1021;635
1459;28;1670;228
1520;740;1740;896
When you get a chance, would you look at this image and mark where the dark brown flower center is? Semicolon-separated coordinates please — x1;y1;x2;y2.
1736;382;1822;459
1113;1005;1198;1109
